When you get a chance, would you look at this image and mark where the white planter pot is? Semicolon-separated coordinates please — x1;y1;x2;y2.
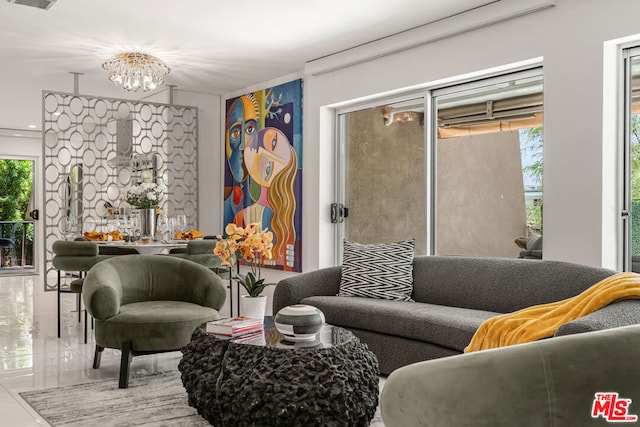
241;295;267;320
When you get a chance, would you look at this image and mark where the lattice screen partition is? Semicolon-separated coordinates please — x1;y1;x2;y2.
42;91;198;291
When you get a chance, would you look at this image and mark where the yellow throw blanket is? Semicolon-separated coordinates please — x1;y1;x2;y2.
465;272;640;353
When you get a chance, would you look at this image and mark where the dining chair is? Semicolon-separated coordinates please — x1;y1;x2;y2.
52;240;111;343
168;239;235;315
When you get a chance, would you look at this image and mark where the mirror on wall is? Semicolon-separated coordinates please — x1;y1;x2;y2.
61;163;83;238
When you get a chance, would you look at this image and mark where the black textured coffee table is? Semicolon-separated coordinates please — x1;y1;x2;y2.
179;324;379;427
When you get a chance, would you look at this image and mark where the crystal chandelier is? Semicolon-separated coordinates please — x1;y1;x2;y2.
102;52;170;92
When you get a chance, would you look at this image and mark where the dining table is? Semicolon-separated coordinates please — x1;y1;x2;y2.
97;240;188;255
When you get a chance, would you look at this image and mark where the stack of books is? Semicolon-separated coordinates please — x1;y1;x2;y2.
205;316;264;337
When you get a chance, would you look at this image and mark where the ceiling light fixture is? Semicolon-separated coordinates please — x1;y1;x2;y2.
6;0;57;10
102;52;170;92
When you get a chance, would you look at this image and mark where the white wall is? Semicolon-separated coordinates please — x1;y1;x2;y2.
297;0;640;270
172;90;223;235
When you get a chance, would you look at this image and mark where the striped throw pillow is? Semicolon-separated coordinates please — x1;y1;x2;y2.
338;239;415;301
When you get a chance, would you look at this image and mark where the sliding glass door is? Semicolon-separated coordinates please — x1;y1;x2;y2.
336;98;427;259
622;48;640;272
432;70;543;258
334;68;544;263
0;157;36;273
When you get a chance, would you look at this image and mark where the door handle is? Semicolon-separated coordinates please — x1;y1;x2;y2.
330;203;348;223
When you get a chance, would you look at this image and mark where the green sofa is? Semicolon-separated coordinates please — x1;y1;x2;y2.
381;324;640;426
82;255;227;388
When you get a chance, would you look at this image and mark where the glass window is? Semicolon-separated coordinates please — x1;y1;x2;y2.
334;69;543;263
623;50;640;272
432;71;543;258
336;98;427;257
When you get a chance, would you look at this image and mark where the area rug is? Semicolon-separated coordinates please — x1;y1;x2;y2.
19;371;385;427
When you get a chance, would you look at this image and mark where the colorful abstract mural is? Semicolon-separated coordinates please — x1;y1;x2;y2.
223;79;303;272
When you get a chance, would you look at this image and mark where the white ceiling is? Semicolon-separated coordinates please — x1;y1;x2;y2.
0;0;492;132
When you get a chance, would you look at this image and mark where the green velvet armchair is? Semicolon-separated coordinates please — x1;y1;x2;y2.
82;255;227;388
381;324;640;426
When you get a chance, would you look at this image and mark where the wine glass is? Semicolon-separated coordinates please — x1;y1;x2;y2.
83;217;96;234
106;218;118;237
60;216;76;240
175;214;187;236
130;215;140;242
156;215;168;242
117;216;130;242
167;216;177;240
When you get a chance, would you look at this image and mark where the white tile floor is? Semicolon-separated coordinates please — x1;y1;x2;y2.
0;273;187;426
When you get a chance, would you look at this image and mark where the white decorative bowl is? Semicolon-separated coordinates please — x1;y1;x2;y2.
274;304;325;341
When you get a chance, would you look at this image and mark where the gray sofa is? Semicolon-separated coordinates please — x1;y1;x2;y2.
273;256;640;375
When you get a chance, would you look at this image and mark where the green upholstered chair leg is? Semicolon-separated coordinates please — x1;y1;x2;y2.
119;341;133;389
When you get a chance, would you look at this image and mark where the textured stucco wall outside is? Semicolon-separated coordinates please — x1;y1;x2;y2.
437;130;526;258
344;106;426;255
343;107;526;258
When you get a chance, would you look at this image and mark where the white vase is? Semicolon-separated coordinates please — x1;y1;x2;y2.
241;295;267;320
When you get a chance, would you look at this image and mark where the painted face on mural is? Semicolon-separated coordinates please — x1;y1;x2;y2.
244;127;292;187
226;95;258;182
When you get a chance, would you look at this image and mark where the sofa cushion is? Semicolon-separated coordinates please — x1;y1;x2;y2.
95;301;219;351
338;239;415;301
303;295;498;352
411;256;615;313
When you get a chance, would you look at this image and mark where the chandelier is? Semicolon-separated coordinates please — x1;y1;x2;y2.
102;52;170;92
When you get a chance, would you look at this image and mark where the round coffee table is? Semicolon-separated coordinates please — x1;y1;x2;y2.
179;324;379;426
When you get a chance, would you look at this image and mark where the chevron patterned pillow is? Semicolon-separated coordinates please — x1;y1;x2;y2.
338;239;415;301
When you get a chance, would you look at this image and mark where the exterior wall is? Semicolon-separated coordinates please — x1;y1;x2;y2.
344;107;426;255
437;131;525;258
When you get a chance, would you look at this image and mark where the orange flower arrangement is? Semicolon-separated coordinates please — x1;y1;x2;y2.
214;223;274;296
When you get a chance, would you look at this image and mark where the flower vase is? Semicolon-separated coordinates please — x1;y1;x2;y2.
241;295;267;320
137;208;156;242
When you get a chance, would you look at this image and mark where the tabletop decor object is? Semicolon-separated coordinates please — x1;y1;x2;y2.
125;183;163;241
274;304;325;341
125;183;163;210
83;230;123;241
175;229;204;240
214;222;274;319
205;316;263;337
